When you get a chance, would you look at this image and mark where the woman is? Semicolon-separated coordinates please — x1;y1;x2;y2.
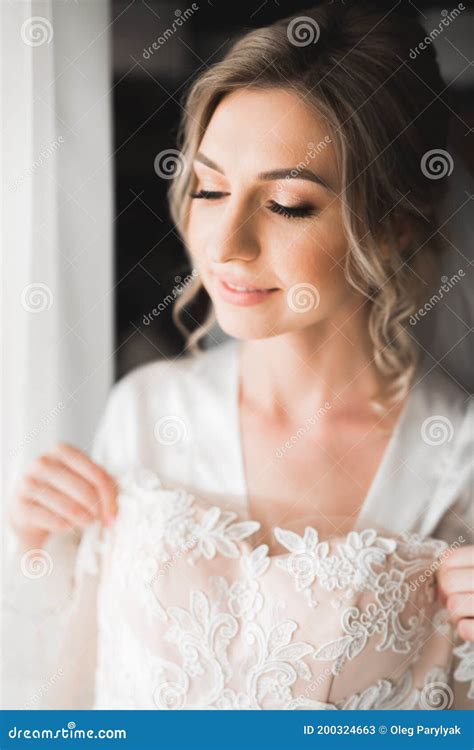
8;2;473;709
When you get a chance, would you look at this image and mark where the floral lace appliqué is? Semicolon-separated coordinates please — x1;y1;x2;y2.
89;468;470;711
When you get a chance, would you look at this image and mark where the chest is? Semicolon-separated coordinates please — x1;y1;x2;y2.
239;405;397;552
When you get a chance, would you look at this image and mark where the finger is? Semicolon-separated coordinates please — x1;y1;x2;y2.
23;502;73;533
24;480;95;528
28;454;100;519
447;592;474;623
457;618;474;641
51;443;117;523
438;567;474;596
436;583;447;607
439;546;474;571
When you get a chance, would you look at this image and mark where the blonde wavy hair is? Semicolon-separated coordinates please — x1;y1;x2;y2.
168;1;449;414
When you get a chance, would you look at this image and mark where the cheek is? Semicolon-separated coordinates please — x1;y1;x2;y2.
271;212;348;288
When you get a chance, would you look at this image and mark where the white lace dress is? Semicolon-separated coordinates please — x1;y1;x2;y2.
83;468;472;711
3;339;473;709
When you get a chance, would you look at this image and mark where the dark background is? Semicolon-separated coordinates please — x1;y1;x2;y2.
110;0;474;379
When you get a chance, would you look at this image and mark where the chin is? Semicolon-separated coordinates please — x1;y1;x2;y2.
215;308;302;341
214;310;281;341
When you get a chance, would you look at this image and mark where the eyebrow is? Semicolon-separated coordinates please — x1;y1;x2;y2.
194;152;334;192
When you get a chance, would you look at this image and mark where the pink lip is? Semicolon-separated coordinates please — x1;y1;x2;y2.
216;277;280;306
215;273;277;292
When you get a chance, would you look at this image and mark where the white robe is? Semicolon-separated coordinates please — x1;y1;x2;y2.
3;338;473;709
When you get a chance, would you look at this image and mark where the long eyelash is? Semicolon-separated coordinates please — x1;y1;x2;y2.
188;190;224;199
188;192;314;219
268;200;314;219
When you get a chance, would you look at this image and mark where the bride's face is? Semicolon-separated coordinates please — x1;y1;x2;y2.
186;88;356;339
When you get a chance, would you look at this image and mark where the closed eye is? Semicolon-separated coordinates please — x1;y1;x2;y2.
189;190;227;199
189;191;315;220
268;201;314;219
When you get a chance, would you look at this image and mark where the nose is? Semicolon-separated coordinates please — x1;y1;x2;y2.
209;197;260;264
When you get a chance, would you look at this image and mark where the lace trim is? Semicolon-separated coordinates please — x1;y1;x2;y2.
87;468;470;710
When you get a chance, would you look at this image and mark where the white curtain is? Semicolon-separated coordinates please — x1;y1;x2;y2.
1;0;114;707
1;0;114;515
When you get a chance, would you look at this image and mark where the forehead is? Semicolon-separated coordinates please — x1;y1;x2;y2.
199;88;336;177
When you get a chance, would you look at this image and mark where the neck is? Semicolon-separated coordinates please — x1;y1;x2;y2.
239;299;387;423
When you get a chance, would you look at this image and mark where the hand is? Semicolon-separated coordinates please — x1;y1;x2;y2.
437;545;474;641
9;442;117;551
